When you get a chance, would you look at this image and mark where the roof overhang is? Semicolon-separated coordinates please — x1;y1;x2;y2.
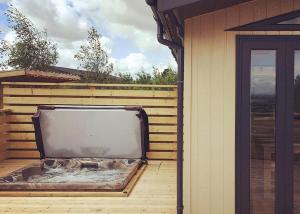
146;0;254;60
157;0;200;12
157;0;253;20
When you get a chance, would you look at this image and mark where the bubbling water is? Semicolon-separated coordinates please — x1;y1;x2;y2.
27;167;126;183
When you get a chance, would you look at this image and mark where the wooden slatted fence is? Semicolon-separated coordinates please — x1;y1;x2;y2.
0;109;10;161
1;82;178;160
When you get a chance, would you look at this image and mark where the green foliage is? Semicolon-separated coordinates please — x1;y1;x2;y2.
0;5;58;70
74;27;113;83
152;67;177;85
116;66;177;85
117;72;134;84
0;30;6;60
135;69;152;84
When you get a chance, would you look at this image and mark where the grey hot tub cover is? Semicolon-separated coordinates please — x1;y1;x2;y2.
32;105;149;160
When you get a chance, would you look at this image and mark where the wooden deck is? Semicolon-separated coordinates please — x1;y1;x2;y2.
0;160;176;214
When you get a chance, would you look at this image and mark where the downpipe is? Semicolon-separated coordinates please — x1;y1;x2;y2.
145;1;184;213
176;46;184;214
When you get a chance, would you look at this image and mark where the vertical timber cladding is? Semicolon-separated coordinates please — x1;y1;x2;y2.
1;82;178;160
183;0;300;213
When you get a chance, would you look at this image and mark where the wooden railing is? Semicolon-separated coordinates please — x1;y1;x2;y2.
0;109;10;161
1;82;178;160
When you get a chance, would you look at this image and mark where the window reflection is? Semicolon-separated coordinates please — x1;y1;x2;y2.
294;50;300;213
250;50;276;214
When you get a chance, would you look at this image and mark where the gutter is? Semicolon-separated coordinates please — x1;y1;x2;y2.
145;1;184;214
156;19;179;60
148;0;179;60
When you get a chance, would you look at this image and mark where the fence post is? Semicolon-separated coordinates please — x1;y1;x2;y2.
0;109;10;161
0;83;3;109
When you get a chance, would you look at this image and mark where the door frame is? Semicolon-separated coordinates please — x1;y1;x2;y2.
235;35;300;214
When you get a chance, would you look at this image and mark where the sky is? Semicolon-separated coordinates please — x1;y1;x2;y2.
0;0;176;75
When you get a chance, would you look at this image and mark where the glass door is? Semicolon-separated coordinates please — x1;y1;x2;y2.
294;50;300;214
236;36;300;214
286;45;300;214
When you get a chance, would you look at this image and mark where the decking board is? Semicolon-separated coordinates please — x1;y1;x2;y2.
0;160;176;214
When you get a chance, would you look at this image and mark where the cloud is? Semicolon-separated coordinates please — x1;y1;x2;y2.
114;53;177;76
114;53;152;75
3;30;15;42
10;0;90;41
71;0;155;33
70;0;164;53
55;40;81;69
0;0;175;73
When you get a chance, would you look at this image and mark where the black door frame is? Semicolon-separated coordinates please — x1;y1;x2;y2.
235;35;300;214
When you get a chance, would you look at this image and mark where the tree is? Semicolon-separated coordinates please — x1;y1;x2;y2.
117;72;134;84
74;27;113;83
0;5;58;70
0;30;6;60
135;68;152;84
152;66;177;85
116;67;177;85
131;66;177;85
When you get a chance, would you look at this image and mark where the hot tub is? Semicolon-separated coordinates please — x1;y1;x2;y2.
0;106;149;196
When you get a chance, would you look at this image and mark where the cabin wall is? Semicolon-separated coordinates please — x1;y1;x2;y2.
183;0;300;213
